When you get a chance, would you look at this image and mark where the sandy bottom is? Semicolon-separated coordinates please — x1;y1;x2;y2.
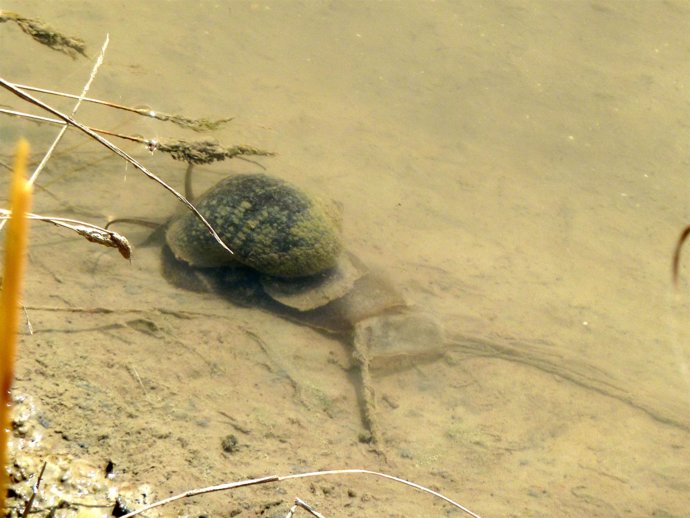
0;2;689;517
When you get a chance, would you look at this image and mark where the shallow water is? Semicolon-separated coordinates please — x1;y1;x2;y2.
1;1;689;517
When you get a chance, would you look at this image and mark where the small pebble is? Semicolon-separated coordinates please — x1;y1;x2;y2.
221;434;239;453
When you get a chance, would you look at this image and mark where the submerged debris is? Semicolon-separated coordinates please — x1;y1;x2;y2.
0;11;87;59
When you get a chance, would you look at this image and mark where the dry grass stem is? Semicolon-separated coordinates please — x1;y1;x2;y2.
0;108;63;126
0;107;156;145
118;469;481;518
0;11;87;58
285;498;327;518
0;76;235;257
2;69;270;171
0;210;131;260
20;461;47;518
14;83;233;131
0;36;108;238
28;34;110;187
0;109;272;165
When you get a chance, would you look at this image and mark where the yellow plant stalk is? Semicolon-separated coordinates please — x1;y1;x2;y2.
0;139;32;515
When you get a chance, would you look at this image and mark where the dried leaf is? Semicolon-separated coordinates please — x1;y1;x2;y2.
71;225;132;260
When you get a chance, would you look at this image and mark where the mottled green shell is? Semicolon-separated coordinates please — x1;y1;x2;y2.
166;174;343;277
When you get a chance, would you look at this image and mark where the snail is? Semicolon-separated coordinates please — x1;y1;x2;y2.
162;172;445;445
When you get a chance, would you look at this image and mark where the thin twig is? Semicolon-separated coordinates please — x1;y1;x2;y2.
29;34;110;187
0;108;65;125
117;469;481;518
0;37;108;235
0;210;131;260
118;476;279;518
0;107;161;144
0;76;235;257
292;498;327;518
21;462;47;518
0;109;273;163
13;82;233;131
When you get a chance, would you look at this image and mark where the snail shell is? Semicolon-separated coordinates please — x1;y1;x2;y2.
165;173;343;278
